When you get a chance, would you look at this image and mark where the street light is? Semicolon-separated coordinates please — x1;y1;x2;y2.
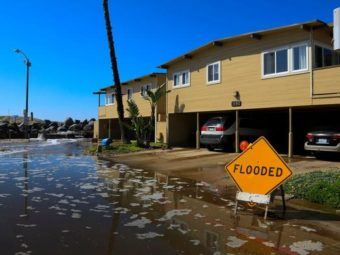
14;49;31;139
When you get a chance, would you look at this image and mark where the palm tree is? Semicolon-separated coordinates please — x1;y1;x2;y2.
143;83;168;140
102;0;129;144
126;100;152;147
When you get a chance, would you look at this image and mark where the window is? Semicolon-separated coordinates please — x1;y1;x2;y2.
293;45;307;71
263;48;288;75
262;43;309;77
173;73;179;86
207;61;220;84
173;70;190;88
182;72;189;85
314;44;340;68
264;52;275;75
106;92;115;105
276;49;288;73
126;88;132;100
315;45;323;68
141;84;151;97
324;48;333;66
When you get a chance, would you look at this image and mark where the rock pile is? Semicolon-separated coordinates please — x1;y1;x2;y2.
0;117;95;139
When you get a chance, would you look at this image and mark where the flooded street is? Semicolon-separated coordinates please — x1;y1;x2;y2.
0;140;339;255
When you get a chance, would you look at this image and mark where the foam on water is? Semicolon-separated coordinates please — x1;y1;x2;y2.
0;149;28;156
39;139;77;147
0;139;79;157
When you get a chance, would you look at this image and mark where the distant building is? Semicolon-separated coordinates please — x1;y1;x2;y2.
94;73;166;141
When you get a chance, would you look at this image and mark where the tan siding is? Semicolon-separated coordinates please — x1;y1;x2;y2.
313;66;340;95
98;105;116;119
122;77;155;117
167;29;312;113
156;75;167;115
156;120;166;143
166;27;339;114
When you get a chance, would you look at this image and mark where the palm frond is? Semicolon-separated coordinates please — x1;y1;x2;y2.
126;99;139;118
145;89;156;103
143;83;169;106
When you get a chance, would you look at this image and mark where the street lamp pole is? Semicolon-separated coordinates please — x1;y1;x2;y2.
14;49;31;139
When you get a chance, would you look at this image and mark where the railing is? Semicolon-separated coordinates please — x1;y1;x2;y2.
313;65;340;96
98;106;107;119
98;105;117;119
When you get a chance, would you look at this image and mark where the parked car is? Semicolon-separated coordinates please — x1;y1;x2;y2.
200;116;267;151
304;126;340;158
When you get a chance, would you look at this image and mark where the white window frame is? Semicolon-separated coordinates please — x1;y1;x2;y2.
172;70;190;88
105;91;115;105
206;61;221;85
261;41;310;79
291;42;309;73
173;73;180;87
126;88;133;101
140;83;152;97
262;46;290;78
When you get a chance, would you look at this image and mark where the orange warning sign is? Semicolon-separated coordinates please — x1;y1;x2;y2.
225;137;293;195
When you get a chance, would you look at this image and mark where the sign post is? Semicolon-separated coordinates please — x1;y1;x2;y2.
225;137;293;219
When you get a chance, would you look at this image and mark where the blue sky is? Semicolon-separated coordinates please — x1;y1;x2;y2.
0;0;338;121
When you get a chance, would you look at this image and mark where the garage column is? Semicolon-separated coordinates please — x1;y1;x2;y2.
166;113;169;146
288;108;293;158
235;110;240;153
196;112;200;149
108;119;111;139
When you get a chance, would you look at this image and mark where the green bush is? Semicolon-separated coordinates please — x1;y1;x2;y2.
284;171;340;209
104;141;164;154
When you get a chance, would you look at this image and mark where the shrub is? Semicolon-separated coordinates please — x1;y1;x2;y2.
284;171;340;209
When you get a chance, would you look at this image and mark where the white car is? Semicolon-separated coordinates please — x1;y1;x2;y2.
200;117;266;151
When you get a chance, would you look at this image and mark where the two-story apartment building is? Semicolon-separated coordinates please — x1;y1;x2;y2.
94;72;166;141
159;20;340;155
94;19;340;157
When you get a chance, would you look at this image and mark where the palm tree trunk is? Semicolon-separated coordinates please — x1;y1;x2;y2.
150;105;155;127
102;0;129;144
150;105;155;142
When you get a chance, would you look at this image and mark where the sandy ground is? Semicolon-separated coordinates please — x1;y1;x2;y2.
103;148;340;191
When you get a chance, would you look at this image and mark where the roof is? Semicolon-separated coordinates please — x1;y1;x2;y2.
158;20;330;69
100;72;166;91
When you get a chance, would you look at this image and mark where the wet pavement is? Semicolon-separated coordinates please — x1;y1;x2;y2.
0;140;339;255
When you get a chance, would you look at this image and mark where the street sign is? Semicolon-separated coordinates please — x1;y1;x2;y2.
225;136;292;195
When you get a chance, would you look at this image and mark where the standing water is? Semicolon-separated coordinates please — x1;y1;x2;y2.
0;140;339;254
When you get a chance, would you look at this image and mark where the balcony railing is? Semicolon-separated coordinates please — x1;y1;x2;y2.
313;65;340;96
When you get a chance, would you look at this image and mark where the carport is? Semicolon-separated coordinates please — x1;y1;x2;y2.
98;117;153;141
167;106;340;157
97;119;121;139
